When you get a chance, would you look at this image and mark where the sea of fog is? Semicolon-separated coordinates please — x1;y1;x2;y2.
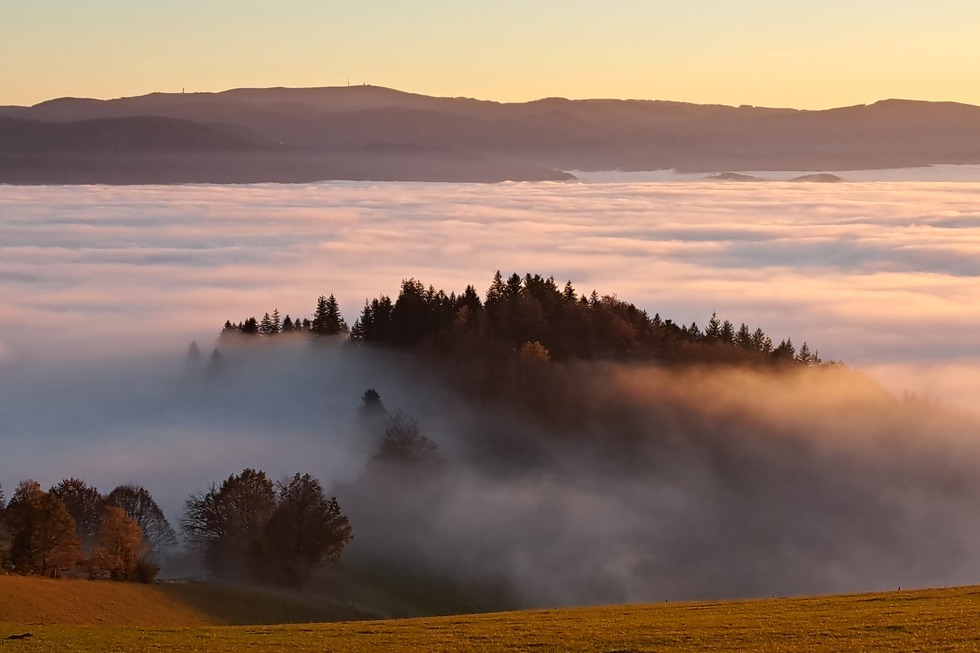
2;175;980;601
3;175;979;403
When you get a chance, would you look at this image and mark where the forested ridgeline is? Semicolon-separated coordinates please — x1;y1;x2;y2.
211;271;832;440
218;271;826;367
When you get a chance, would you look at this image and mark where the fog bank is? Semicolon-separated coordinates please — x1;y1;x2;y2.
2;180;979;408
2;180;980;604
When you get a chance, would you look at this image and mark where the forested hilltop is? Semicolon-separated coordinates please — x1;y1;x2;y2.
219;271;824;367
200;270;980;607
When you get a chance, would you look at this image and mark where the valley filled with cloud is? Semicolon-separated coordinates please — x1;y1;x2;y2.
2;178;979;604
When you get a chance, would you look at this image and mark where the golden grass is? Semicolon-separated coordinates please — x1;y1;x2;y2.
3;578;980;652
154;581;372;624
0;575;214;627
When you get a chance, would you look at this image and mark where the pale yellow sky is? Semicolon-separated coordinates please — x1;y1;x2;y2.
3;1;980;108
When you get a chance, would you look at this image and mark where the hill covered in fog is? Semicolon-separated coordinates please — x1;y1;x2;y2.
4;86;980;183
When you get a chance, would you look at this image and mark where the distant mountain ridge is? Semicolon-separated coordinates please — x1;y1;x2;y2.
3;86;980;184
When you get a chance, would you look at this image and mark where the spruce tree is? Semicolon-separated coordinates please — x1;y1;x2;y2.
705;312;722;340
735;323;753;350
312;295;348;336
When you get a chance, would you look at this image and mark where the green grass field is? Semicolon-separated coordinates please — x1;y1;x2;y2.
3;577;980;652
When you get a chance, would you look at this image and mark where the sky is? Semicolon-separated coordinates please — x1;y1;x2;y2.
3;1;980;108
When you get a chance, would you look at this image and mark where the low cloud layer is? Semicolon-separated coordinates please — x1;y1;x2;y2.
2;178;980;604
2;178;979;403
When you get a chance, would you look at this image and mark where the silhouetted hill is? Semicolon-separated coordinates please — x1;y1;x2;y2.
0;116;271;152
789;173;843;183
705;172;765;181
5;87;980;183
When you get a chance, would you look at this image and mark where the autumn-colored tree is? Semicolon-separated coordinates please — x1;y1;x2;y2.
91;507;148;581
0;481;8;566
5;480;81;577
107;484;178;558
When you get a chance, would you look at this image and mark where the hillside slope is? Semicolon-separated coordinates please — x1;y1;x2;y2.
0;564;508;627
0;576;214;627
2;584;979;652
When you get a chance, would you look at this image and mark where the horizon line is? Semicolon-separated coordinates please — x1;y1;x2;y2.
4;84;978;113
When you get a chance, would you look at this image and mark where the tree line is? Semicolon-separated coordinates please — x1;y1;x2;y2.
0;469;353;587
221;294;347;338
217;271;827;367
180;469;351;586
0;480;174;581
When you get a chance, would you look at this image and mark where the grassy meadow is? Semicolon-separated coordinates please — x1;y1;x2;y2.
2;576;980;652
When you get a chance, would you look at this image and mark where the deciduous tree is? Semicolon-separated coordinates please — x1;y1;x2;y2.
254;474;352;585
180;468;276;577
5;480;80;577
372;412;444;470
51;478;105;552
107;484;178;557
91;506;147;581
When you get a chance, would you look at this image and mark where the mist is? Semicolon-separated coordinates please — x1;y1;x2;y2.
2;179;980;605
334;355;980;605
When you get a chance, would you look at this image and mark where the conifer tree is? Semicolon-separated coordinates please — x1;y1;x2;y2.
562;281;577;303
312;294;348;335
773;338;796;361
750;327;773;353
705;312;722;340
208;347;223;373
720;320;735;344
796;342;817;366
735;323;753;350
485;271;506;312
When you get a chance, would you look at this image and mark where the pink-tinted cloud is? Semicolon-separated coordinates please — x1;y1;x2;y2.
1;179;979;406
